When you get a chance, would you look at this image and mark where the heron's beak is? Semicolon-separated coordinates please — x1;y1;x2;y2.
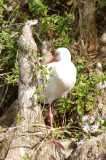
49;54;58;63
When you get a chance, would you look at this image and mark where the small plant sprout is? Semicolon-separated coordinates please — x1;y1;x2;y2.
82;123;90;133
15;115;25;124
91;124;99;133
8;6;13;11
77;140;84;149
25;19;38;26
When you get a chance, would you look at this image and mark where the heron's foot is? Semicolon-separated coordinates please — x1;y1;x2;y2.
50;138;64;150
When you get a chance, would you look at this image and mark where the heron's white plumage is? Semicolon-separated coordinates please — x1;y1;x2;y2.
37;48;76;104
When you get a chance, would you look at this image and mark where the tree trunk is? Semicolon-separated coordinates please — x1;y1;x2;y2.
5;25;44;160
78;0;98;51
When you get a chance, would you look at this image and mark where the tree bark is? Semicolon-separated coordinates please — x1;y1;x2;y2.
72;133;106;160
78;0;98;51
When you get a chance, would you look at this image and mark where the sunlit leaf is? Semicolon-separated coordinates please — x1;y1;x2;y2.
67;0;74;6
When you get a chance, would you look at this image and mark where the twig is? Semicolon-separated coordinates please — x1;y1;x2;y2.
32;133;49;155
0;84;8;108
33;30;42;45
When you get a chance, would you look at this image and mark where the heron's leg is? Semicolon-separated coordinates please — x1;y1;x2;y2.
49;104;53;128
49;104;64;150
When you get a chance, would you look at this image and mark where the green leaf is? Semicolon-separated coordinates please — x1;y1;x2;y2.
2;30;7;36
77;105;82;111
0;0;3;5
100;0;106;8
67;0;74;6
67;100;75;104
0;5;3;15
2;3;7;10
22;158;29;160
0;0;3;15
0;125;3;132
102;120;106;127
0;0;8;15
85;108;91;112
77;110;83;118
28;0;34;10
34;0;43;6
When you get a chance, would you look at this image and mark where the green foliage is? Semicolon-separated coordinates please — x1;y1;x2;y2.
100;0;106;8
102;120;106;127
56;58;106;125
56;98;74;114
22;157;32;160
0;2;30;90
0;0;7;15
29;0;47;15
52;129;61;138
35;61;53;103
53;120;59;128
40;13;75;47
73;58;104;114
0;7;22;87
6;61;19;85
22;157;33;160
0;125;3;132
22;158;29;160
15;115;25;124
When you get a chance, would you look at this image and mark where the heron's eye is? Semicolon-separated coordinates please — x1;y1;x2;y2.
38;58;42;62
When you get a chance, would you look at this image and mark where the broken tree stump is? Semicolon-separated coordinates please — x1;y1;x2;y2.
5;25;44;160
